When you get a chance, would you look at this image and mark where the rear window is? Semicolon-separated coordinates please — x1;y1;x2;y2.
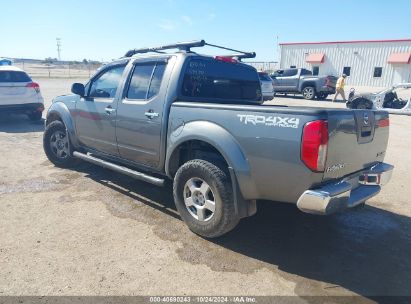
0;71;31;82
181;58;261;102
258;73;272;81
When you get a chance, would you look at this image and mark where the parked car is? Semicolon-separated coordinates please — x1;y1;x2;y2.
347;83;411;115
43;40;393;238
0;66;44;121
271;68;337;100
258;72;274;101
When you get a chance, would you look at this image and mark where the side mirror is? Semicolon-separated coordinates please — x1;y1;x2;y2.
71;83;85;97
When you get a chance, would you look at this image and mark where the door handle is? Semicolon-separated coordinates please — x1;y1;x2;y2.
105;106;116;115
145;111;159;119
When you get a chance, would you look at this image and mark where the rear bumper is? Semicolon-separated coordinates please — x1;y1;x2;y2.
297;162;393;215
0;103;44;114
262;90;274;98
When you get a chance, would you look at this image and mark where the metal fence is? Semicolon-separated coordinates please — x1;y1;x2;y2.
13;62;102;79
246;61;279;73
13;61;279;78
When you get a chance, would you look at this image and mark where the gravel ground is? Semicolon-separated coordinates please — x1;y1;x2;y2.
0;78;410;301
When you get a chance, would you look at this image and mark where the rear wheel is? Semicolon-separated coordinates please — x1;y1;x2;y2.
43;121;79;168
302;86;316;100
173;159;239;238
316;92;328;100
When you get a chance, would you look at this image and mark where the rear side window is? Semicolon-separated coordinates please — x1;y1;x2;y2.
300;69;313;76
282;69;298;77
127;62;166;100
181;58;261;102
0;71;31;82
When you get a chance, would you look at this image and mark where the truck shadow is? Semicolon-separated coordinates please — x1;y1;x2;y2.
0;113;44;133
217;201;411;299
77;163;411;299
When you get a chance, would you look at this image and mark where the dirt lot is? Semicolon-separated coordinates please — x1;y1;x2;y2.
1;78;410;301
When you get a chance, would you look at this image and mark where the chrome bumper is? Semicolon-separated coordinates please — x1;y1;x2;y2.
297;163;394;215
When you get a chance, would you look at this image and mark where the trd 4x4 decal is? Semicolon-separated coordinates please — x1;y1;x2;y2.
237;114;300;128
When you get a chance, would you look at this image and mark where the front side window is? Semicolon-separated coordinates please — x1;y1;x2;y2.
312;66;319;76
127;62;166;100
181;58;261;102
89;65;125;98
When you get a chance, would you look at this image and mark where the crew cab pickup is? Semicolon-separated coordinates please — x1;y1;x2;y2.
272;68;337;100
43;40;393;238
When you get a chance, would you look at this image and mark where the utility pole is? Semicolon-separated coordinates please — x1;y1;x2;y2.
276;35;280;69
56;38;62;61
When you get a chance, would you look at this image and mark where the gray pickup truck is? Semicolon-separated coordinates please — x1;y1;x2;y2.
272;68;337;100
43;40;393;238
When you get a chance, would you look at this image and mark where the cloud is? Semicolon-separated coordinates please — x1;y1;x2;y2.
181;15;193;26
158;19;177;31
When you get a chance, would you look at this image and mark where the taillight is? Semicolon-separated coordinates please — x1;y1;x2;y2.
214;56;238;63
301;120;328;172
26;82;40;93
378;118;390;128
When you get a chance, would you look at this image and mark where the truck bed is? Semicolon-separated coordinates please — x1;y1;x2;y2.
169;101;389;203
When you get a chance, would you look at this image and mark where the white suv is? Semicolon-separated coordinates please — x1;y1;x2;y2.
0;66;44;121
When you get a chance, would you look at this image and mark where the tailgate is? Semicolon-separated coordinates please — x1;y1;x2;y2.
0;82;38;105
325;76;337;88
323;109;389;181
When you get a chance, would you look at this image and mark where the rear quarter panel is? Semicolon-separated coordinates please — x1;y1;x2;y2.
167;102;326;203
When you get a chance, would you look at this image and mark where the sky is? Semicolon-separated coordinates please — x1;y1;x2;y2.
1;0;410;62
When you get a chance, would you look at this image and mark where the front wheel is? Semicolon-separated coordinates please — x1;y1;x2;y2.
43;121;79;168
173;159;240;238
302;86;316;100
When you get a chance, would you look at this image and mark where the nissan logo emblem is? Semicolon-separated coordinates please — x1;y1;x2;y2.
363;112;369;125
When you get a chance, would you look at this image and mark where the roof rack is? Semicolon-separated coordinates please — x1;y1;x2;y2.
124;40;256;60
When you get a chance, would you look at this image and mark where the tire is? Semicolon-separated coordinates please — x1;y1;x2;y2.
316;92;328;100
356;102;369;109
302;86;316;100
28;111;43;121
43;121;79;168
173;159;240;238
353;98;372;110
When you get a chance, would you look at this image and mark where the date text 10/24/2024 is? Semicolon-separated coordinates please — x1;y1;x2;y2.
149;296;257;303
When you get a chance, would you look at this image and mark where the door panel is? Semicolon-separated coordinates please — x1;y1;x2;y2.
116;57;174;168
281;69;299;91
75;64;126;155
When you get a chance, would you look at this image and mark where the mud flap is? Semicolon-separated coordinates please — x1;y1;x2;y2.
228;167;257;219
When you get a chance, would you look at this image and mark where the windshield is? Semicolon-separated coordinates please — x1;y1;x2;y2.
258;73;272;81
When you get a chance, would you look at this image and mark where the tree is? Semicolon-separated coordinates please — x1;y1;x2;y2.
44;57;55;64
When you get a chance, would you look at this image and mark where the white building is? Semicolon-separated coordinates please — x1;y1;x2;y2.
279;39;411;87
